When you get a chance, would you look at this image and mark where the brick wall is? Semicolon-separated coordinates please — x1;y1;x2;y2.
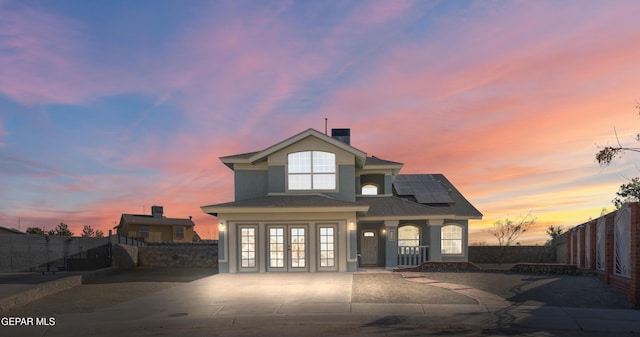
562;203;640;307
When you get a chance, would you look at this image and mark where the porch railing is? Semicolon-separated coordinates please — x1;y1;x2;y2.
398;245;429;266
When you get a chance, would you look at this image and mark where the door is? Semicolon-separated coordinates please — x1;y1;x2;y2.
360;230;378;265
267;225;309;272
238;225;258;272
317;225;337;271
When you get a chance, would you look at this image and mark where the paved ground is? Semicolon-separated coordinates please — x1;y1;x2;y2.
2;268;639;336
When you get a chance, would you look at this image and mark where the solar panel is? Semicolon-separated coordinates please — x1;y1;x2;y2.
393;175;454;203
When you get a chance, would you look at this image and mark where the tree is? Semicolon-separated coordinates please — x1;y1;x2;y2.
48;222;74;236
81;225;96;237
546;225;564;240
487;214;536;247
26;227;45;235
613;177;640;209
95;229;105;238
595;102;640;165
487;214;535;264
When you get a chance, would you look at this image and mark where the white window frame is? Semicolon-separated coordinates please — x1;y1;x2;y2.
361;184;379;195
398;225;420;247
287;151;336;191
441;224;464;256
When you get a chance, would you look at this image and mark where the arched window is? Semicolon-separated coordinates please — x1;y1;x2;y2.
288;151;336;190
441;224;463;255
361;184;378;195
398;225;419;247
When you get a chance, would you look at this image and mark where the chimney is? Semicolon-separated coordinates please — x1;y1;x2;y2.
331;128;350;145
151;205;164;218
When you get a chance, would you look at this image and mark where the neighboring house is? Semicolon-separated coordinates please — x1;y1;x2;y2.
0;226;25;235
201;128;482;273
115;206;195;242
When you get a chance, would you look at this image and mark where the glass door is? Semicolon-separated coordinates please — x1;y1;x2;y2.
267;225;308;272
238;225;258;272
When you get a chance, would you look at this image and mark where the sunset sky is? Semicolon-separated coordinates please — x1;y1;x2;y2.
2;1;640;244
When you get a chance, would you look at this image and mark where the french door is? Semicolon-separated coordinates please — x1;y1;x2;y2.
267;225;309;272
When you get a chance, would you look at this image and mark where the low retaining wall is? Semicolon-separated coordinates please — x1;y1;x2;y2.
138;242;218;268
509;263;578;275
469;245;556;264
111;244;138;270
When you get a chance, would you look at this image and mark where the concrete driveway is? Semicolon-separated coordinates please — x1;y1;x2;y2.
4;270;640;337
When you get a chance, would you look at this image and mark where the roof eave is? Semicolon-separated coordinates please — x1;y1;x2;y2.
248;129;368;165
201;205;369;215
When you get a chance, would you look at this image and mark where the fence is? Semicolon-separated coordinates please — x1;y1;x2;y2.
563;202;640;307
469;245;557;264
0;235;109;272
0;234;147;273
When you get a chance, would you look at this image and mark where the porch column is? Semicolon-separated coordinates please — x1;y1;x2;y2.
218;220;228;273
429;219;443;261
385;220;399;269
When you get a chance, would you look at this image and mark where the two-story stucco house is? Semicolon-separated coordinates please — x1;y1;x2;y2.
201;128;481;273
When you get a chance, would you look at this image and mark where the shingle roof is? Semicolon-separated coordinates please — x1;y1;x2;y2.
356;196;453;217
120;214;195;227
392;174;482;218
365;156;403;166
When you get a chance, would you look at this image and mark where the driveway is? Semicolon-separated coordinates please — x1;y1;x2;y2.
3;269;640;337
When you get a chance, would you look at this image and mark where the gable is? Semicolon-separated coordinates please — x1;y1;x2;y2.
220;129;367;170
267;135;357;166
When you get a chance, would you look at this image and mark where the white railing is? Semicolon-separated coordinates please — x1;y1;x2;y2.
398;245;429;266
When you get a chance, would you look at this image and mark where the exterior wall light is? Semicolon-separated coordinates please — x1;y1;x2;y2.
218;221;225;232
349;220;356;230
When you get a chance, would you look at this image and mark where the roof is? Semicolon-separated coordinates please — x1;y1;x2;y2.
393;174;482;218
356;196;453;218
201;194;369;215
0;226;26;234
393;174;455;204
220;129;368;170
119;214;196;227
364;156;403;166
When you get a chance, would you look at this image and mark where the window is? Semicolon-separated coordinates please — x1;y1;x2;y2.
398;225;419;247
175;226;185;240
288;151;336;190
361;184;378;195
441;224;463;255
139;226;149;239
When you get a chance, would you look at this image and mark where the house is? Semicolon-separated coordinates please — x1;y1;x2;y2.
0;226;25;235
201;128;482;273
115;206;196;242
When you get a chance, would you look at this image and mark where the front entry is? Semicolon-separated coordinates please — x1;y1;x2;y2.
267;225;309;272
360;230;378;266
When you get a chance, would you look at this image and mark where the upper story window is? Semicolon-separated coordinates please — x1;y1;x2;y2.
361;184;378;195
288;151;336;190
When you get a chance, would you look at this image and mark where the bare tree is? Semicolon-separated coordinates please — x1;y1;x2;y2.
488;214;535;247
487;214;535;264
596;102;640;165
